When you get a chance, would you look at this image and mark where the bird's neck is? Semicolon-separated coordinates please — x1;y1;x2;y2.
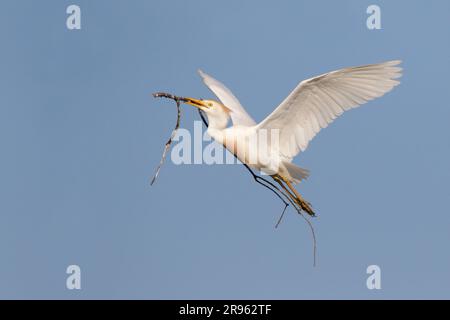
204;112;230;144
205;113;229;131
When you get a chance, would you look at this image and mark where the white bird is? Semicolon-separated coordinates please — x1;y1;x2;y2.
182;61;402;215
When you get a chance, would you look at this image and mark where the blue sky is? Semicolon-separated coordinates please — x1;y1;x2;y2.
0;0;449;299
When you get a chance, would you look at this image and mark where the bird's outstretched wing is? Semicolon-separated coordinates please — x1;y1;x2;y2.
198;70;256;126
256;60;402;160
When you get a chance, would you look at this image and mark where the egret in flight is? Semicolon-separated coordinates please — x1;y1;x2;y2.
182;61;402;216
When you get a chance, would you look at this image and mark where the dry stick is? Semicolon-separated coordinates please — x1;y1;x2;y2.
153;92;190;103
301;212;317;267
150;93;182;186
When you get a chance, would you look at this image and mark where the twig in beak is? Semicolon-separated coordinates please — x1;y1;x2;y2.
152;92;190;103
150;93;182;185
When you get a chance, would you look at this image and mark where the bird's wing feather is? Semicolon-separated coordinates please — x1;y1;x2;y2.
198;70;256;126
256;60;402;160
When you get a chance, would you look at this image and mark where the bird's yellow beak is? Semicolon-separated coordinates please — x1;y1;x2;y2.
184;98;208;110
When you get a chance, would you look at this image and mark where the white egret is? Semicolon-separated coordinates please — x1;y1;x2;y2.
181;60;402;216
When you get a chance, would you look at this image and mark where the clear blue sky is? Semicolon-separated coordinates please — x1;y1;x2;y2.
1;0;449;299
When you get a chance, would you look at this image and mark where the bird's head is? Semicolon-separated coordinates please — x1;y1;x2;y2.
184;98;230;129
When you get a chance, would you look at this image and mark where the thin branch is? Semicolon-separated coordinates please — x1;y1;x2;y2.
153;92;190;103
300;213;317;267
150;94;182;185
275;201;289;229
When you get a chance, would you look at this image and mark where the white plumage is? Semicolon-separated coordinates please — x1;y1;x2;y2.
199;61;402;164
198;70;256;127
256;60;402;160
184;61;402;215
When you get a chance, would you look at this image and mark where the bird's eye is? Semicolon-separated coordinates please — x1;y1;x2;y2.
208;103;213;107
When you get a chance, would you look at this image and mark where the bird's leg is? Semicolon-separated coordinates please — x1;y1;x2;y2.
272;174;311;215
272;175;303;213
278;174;316;217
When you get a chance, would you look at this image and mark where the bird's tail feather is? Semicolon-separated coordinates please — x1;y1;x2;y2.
283;162;310;184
